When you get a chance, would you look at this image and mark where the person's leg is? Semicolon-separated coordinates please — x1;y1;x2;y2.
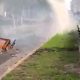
2;47;7;52
6;40;11;50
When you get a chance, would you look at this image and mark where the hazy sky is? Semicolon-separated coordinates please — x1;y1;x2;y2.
64;0;72;10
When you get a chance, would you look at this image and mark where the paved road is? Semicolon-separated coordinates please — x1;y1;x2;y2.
0;0;58;79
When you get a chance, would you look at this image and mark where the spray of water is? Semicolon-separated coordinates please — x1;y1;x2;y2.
47;0;76;33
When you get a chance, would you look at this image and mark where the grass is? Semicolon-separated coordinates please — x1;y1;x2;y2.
43;32;78;48
2;32;80;80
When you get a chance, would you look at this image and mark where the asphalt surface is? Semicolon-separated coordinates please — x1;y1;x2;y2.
0;0;59;79
0;0;57;65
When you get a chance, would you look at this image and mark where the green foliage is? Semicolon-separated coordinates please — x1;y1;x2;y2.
43;31;78;49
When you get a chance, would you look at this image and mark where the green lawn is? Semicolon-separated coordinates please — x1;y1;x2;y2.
43;32;78;48
2;32;80;80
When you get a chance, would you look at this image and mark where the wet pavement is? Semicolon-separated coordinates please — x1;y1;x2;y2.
0;0;58;79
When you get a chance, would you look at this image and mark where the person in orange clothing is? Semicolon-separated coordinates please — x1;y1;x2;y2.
0;38;16;52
